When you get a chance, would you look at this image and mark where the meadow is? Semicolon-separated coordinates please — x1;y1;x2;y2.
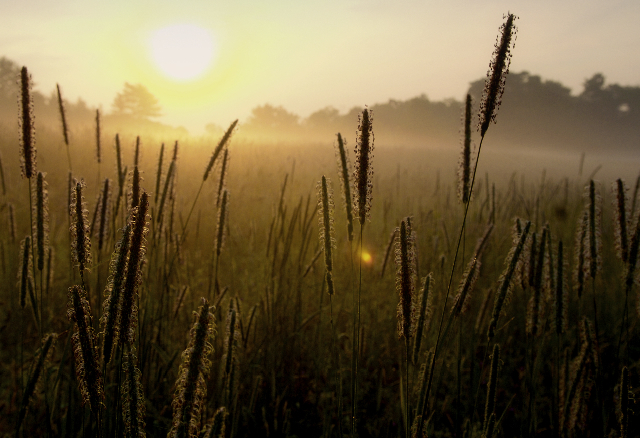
0;14;638;438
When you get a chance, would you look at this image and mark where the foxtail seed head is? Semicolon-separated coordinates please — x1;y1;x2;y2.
204;120;238;182
625;210;640;296
96;178;111;251
18;236;33;309
573;212;588;299
412;274;433;365
100;222;132;365
317;176;335;279
130;166;141;211
33;171;49;271
353;108;374;226
119;192;149;345
70;180;92;277
16;333;58;433
123;345;146;438
488;220;530;340
216;147;230;208
95;109;101;163
613;179;630;263
56;84;69;147
215;190;229;259
202;407;228;438
459;94;473;204
451;257;481;318
154;142;165;205
478;13;518;137
395;218;415;339
222;299;239;406
8;204;16;243
335;133;354;241
67;285;103;413
19;67;36;179
169;298;216;438
585;180;602;280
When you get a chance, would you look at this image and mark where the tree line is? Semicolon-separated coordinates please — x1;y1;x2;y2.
2;56;639;153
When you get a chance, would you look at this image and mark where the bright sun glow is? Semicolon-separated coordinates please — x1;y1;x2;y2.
150;24;215;81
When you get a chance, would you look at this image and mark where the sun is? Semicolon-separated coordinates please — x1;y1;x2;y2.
150;24;216;81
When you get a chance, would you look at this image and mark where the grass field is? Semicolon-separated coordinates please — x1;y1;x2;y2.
0;14;638;438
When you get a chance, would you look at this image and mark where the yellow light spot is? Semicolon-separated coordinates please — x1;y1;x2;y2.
361;251;372;264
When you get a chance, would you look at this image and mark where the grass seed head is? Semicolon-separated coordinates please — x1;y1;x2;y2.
317;175;335;277
334;133;354;241
70;180;92;277
95;109;101;163
613;178;630;263
488;219;530;340
18;236;33;309
204;119;238;182
67;285;103;413
395;218;416;339
353;107;374;226
459;93;473;204
56;83;69;147
19;66;36;179
33;171;49;271
169;298;216;438
123;345;146;438
585;180;602;280
478;13;518;137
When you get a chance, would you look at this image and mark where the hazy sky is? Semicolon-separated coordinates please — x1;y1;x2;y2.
2;0;639;134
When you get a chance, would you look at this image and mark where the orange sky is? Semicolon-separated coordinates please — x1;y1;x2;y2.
2;1;639;134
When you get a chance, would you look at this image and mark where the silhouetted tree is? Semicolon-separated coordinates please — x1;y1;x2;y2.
0;57;20;101
112;83;162;119
247;104;299;129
